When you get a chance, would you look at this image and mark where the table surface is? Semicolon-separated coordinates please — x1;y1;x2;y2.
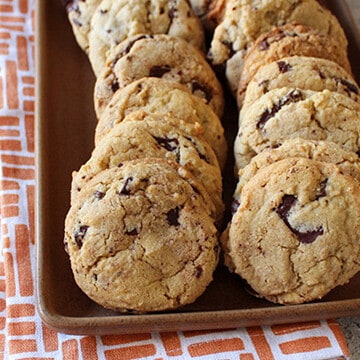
339;3;360;359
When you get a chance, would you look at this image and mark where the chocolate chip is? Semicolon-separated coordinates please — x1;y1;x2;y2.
334;77;359;95
194;266;203;278
153;136;179;151
149;65;171;78
111;79;119;93
221;40;235;58
257;90;303;131
258;38;270;51
275;195;323;244
167;207;180;226
169;0;177;20
231;199;240;215
316;179;328;199
94;190;105;200
191;81;212;103
74;225;89;249
277;61;292;73
93;273;98;281
125;228;139;236
119;177;133;195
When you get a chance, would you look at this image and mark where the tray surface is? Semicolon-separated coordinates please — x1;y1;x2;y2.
35;0;360;335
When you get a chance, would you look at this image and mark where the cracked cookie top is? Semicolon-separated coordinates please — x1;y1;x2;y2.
239;56;359;109
94;34;224;118
207;0;348;94
234;88;360;170
64;158;219;312
88;0;205;75
72;112;224;224
221;157;360;304
95;77;227;167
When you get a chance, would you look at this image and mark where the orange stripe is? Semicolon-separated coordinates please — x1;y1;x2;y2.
160;332;183;357
0;194;19;205
0;129;20;136
271;321;321;335
19;0;28;14
42;323;59;352
25;114;34;152
1;205;19;218
16;224;34;296
3;236;10;249
8;304;35;318
327;320;350;357
80;337;98;360
0;76;3;109
0;299;5;312
4;252;15;297
0;49;9;55
0;32;10;39
0;115;19;125
280;336;331;354
0;43;9;48
24;99;34;112
0;24;24;31
188;338;244;357
9;339;37;355
63;339;79;360
247;326;275;360
0;4;12;12
0;262;4;275
105;344;156;360
6;60;18;109
0;16;26;23
8;321;36;336
22;76;34;84
102;333;152;346
0;317;6;331
23;86;34;96
27;185;35;244
240;354;255;360
3;167;35;180
0;335;5;360
0;280;5;292
1;180;20;190
17;36;28;70
1;154;34;165
0;139;21;151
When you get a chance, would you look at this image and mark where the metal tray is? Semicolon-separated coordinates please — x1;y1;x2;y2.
35;0;360;335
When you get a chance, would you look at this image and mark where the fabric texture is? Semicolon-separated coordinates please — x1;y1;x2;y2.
0;0;353;359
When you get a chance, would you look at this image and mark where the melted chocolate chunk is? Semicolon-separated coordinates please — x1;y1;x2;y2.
191;81;212;103
149;65;171;78
153;136;179;151
111;79;119;93
167;207;180;226
334;77;359;95
168;0;177;20
194;266;203;278
231;199;240;215
277;61;292;73
316;179;328;199
221;40;235;58
119;177;133;195
74;225;89;249
275;194;323;244
257;90;303;130
94;190;105;200
258;38;270;51
125;228;139;236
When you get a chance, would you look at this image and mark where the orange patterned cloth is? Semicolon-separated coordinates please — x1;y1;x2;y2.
0;1;352;359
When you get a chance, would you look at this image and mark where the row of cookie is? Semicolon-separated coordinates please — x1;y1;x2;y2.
64;13;229;311
219;10;360;303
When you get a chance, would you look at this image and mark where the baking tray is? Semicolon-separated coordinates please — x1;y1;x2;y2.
35;0;360;335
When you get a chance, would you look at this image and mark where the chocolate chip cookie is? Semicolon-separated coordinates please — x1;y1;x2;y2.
72;114;224;224
88;0;205;76
208;0;348;94
237;23;352;105
234;88;360;169
65;158;219;312
239;56;359;109
222;157;360;304
95;77;227;167
94;34;224;117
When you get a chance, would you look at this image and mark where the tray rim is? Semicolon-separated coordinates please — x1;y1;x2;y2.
35;0;360;335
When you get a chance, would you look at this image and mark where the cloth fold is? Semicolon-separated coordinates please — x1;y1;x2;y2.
0;0;353;359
